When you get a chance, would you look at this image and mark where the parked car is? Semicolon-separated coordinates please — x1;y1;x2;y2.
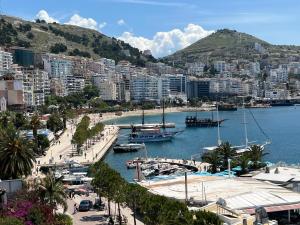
78;200;93;212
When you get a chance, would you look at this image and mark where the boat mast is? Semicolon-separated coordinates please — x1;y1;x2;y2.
142;107;145;125
216;102;222;146
162;99;166;129
243;98;249;148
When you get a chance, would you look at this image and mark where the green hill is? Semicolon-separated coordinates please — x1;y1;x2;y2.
0;15;156;66
163;29;300;67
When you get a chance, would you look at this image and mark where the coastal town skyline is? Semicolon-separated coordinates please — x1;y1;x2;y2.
1;1;300;224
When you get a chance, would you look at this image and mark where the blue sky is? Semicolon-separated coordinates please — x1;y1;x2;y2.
2;0;300;57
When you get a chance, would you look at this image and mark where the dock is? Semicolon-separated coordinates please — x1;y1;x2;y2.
128;157;210;172
116;123;176;129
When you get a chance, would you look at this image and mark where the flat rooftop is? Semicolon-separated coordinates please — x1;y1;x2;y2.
140;175;300;213
253;166;300;183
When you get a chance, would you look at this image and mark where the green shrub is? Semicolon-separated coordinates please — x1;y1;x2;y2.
54;213;72;225
0;217;23;225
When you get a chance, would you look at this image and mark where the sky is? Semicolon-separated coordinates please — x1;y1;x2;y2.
1;0;300;58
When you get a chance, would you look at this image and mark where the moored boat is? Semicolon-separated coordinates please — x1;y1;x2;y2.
129;127;182;143
185;116;225;127
113;143;145;153
218;103;237;111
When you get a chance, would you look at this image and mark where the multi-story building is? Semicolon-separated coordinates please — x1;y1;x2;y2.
162;74;186;94
0;76;24;107
158;77;170;100
50;78;65;97
43;54;73;96
0;49;13;76
130;75;159;102
186;62;205;76
22;68;50;107
66;76;85;95
214;61;227;73
269;67;288;83
187;78;210;99
99;79;117;101
92;76;117;101
265;89;288;99
250;62;261;76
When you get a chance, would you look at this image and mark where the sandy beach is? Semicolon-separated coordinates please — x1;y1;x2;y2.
88;106;214;123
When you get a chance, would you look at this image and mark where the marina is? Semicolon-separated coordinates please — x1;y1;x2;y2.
104;106;300;181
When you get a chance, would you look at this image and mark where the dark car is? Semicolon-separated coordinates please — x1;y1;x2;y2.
78;200;92;212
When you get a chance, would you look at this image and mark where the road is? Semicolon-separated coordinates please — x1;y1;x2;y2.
65;193;144;225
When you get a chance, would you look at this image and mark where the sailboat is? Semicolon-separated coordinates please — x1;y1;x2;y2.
233;99;271;154
129;100;183;143
203;100;270;153
203;103;223;151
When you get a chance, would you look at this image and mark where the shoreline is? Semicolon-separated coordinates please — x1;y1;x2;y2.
89;106;214;123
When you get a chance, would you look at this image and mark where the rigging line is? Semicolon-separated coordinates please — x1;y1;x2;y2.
247;108;270;141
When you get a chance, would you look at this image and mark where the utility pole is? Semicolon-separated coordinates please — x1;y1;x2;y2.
184;171;188;203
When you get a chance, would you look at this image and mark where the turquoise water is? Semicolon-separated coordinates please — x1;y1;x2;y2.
104;106;300;181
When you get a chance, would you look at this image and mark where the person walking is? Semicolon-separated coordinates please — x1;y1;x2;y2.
73;203;77;214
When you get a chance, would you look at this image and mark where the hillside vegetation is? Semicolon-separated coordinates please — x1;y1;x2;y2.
0;15;156;66
163;29;300;67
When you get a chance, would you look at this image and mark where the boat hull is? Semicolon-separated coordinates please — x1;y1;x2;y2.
185;119;224;127
129;135;173;143
113;147;139;153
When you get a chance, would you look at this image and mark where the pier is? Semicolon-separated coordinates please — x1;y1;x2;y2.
128;157;210;172
116;122;176;129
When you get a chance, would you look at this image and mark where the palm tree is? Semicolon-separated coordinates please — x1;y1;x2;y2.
38;173;67;212
217;142;236;169
0;124;35;179
30;114;41;141
248;145;269;169
239;153;250;174
201;150;221;173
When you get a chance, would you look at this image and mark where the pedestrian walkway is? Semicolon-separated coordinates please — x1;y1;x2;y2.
65;193;144;225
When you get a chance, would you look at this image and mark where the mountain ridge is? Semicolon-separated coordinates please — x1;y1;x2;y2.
163;29;300;67
0;14;156;66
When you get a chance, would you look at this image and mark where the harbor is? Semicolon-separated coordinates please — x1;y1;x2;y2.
29;105;300;225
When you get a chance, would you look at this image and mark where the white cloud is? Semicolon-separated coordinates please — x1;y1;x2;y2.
117;19;126;26
35;10;59;23
119;24;214;57
66;14;99;30
99;22;107;30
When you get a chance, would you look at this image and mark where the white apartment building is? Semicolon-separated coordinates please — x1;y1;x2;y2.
66;76;85;95
92;76;116;101
269;67;288;83
0;49;13;76
99;58;116;72
130;75;159;102
265;89;288;100
158;77;170;100
43;54;73;96
254;42;266;54
186;62;205;76
99;79;117;101
250;62;260;76
23;69;50;107
214;61;227;73
209;78;247;96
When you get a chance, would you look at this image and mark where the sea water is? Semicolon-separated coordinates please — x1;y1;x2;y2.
104;106;300;181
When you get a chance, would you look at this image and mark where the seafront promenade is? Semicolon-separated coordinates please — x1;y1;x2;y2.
35;114;120;169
